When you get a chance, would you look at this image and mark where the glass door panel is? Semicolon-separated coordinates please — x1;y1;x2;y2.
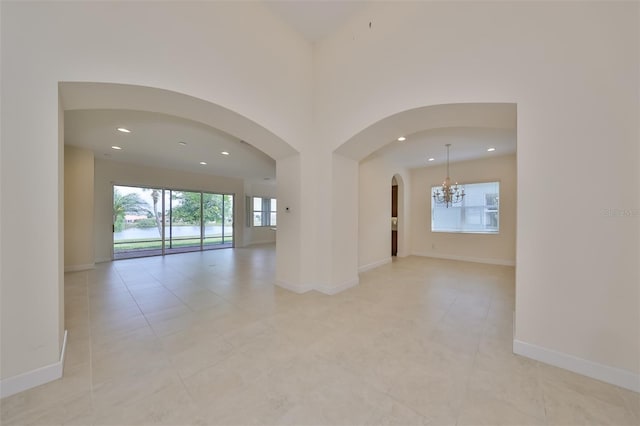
167;190;202;254
223;194;234;245
203;193;222;248
113;185;163;259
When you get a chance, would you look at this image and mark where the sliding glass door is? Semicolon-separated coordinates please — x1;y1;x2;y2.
203;193;234;248
166;190;202;254
113;185;163;259
113;185;234;259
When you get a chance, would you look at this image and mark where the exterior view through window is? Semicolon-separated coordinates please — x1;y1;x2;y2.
431;181;499;233
113;185;234;259
251;197;277;227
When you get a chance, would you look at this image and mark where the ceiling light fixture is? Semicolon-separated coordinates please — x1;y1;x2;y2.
487;147;496;152
432;144;465;208
397;136;406;142
199;161;207;165
116;128;131;133
428;158;435;162
178;141;187;146
221;151;229;156
111;146;122;150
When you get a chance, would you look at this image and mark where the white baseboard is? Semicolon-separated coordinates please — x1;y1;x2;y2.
64;263;95;272
315;277;359;295
95;257;111;264
0;330;68;399
358;257;392;273
513;339;640;393
412;251;515;266
276;280;313;294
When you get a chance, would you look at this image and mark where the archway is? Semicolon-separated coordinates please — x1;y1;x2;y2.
391;173;406;258
60;81;299;269
59;82;297;160
334;102;516;273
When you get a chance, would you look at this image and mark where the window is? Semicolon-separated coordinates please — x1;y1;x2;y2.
251;197;276;227
431;181;499;233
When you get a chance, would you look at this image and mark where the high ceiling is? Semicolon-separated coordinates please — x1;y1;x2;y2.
265;1;366;43
63;6;516;183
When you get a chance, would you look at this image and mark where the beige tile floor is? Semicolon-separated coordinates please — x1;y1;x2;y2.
1;245;638;425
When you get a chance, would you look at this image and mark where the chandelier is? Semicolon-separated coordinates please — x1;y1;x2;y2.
432;144;465;208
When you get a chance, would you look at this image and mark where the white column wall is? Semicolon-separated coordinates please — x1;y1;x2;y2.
276;154;303;291
64;146;95;271
329;153;359;294
316;2;639;377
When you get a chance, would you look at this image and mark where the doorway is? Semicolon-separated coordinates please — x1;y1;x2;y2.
391;177;398;256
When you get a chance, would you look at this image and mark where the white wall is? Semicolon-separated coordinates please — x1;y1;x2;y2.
275;154;303;291
411;154;516;265
244;181;277;246
329;153;359;293
1;1;311;382
64;146;95;270
358;154;412;271
315;1;639;381
94;159;245;262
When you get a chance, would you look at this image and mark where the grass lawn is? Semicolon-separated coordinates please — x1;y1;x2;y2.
114;236;233;251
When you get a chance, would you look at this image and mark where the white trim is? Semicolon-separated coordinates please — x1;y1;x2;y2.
276;280;313;294
0;330;68;398
358;257;392;273
315;277;359;295
64;263;95;272
95;257;111;264
412;251;515;266
513;339;640;393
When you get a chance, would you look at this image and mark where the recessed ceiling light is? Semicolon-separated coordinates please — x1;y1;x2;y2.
221;151;230;156
178;141;187;146
487;147;496;152
117;128;131;133
111;146;122;150
199;161;207;165
397;136;406;142
428;157;435;162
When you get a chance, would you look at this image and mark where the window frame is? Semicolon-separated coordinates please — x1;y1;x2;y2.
431;180;500;234
250;196;277;227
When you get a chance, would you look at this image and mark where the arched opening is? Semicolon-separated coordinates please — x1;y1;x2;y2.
337;103;516;273
60;81;298;268
391;173;406;258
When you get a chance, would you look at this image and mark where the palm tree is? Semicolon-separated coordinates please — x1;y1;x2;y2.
146;189;163;237
113;189;151;232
